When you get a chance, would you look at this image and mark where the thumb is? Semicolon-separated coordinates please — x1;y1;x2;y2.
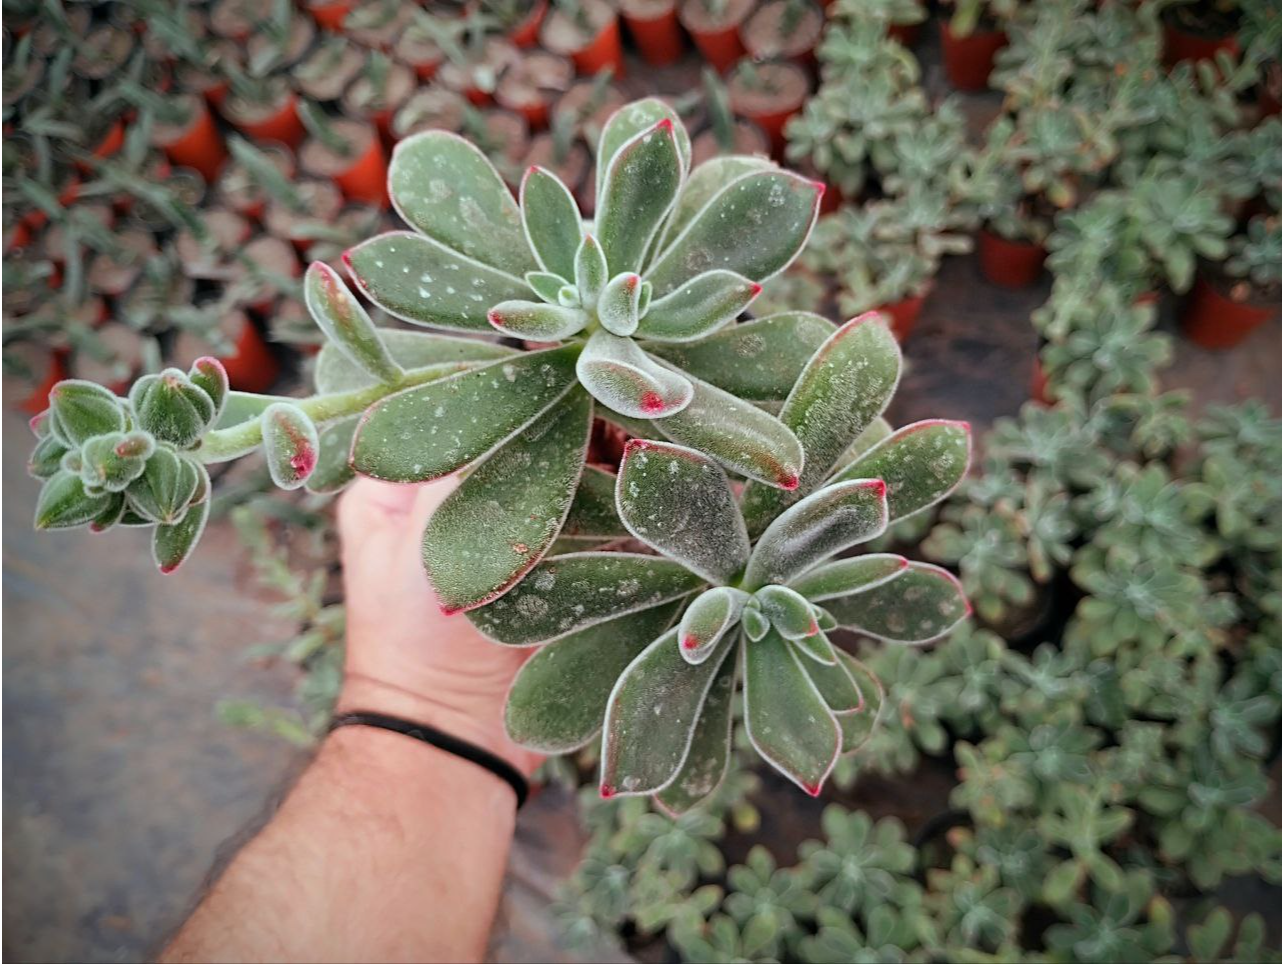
338;476;459;552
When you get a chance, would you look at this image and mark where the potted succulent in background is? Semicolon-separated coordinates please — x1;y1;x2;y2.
292;36;366;103
540;0;625;76
482;0;552;48
221;72;305;147
939;0;1017;91
620;0;686;66
1181;211;1281;349
689;68;770;166
296;102;388;208
679;0;755;72
341;53;415;146
1160;0;1242;66
739;0;825;65
726;58;810;158
495;49;576;131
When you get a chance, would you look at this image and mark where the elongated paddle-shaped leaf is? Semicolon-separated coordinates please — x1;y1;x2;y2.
790;554;909;601
423;390;593;614
600;629;734;797
34;470;111;530
616;439;749;585
49;380;125;447
315;329;514;394
596;119;682;274
351;346;578;482
741;313;902;536
658;155;776;251
389;131;534;276
655;647;737;815
678;586;750;664
561;466;628;540
521;165;583;281
803;650;864;715
467;552;706;646
653;371;802;490
487;300;588;340
824;562;969;644
835;417;893;469
647;170;822;295
597;272;642;336
635;270;761;342
153;495;209;574
305;415;359;494
576;330;693;419
754;585;822;641
830;420;971;521
834;651;884;753
743;629;841;795
345;231;529;333
744;480;890;590
596;98;692;201
504;601;682;753
261;403;319;490
304;261;401;384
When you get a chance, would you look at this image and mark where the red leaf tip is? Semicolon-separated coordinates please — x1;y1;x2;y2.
779;473;800;491
290;447;317;478
963;596;974;617
599;784;617;799
749;282;763;295
624;438;651;454
807;619;819;637
899;558;911;570
655;117;674;132
802;782;823;797
810;180;827;196
525;164;539;176
867;479;887;498
682;634;700;650
159;562;179;574
639;391;666;414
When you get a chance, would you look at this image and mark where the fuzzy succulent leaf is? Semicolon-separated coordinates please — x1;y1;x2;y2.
646;170;822;296
791;554;910;601
576;330;693;419
261;403;319;490
126;447;199;524
79;431;155;492
655;650;737;815
525;270;569;305
89;494;128;533
561;466;628;540
188;357;229;423
647;312;833;402
754;584;823;642
130;370;216;449
743;629;841;795
744;480;890;590
634;271;761;343
824;562;968;644
830;419;971;521
305;415;359;494
833;651;884;753
679;587;750;664
742;604;770;642
596;119;683;274
596;98;692;203
345;231;529;333
836;417;894;467
422;390;592;614
600;630;734;797
504;601;682;753
351;346;578;482
304;261;401;385
34;469;111;529
520;166;583;282
153;495;209;574
597;272;643;336
49;380;125;447
28;434;69;479
803;650;865;714
616;439;749;585
659;156;776;251
575;234;608;305
314;330;514;395
487;300;588;340
388;131;534;277
653;372;803;489
741;314;902;536
466;552;706;645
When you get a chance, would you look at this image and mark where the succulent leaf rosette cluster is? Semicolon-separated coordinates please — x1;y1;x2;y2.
26;98;971;807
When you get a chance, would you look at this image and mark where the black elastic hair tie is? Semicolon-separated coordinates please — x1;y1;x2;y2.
329;710;528;809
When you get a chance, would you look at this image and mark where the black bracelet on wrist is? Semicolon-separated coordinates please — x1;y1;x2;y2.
329;710;528;809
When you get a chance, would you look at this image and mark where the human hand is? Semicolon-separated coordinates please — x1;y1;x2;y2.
335;476;543;775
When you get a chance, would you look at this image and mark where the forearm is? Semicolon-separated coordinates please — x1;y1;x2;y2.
161;721;517;964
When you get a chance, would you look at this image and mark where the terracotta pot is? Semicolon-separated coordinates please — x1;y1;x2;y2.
726;60;809;158
888;20;922;46
1163;19;1239;68
978;228;1045;288
940;21;1007;92
509;0;549;47
308;0;352;32
740;0;824;65
1180;274;1278;350
174;310;280;394
679;0;754;72
299;120;388;208
542;0;625;76
877;290;928;340
223;86;306;148
152;96;227;183
621;0;685;66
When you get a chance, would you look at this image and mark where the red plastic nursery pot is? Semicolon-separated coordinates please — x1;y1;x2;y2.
1030;356;1055;406
940;21;1007;92
18;348;69;416
342;62;416;146
495;52;575;132
1162;20;1239;68
978;228;1045;288
740;0;824;65
679;0;754;72
152;94;228;184
541;0;625;77
888;21;922;46
509;0;549;47
223;84;306;149
621;0;685;66
308;0;352;32
175;310;280;395
300;119;388;209
1180;274;1279;350
877;290;929;341
727;60;810;159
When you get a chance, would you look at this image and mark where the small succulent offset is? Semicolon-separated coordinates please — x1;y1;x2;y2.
490;314;971;807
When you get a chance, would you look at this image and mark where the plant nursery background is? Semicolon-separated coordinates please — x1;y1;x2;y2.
2;0;1282;961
